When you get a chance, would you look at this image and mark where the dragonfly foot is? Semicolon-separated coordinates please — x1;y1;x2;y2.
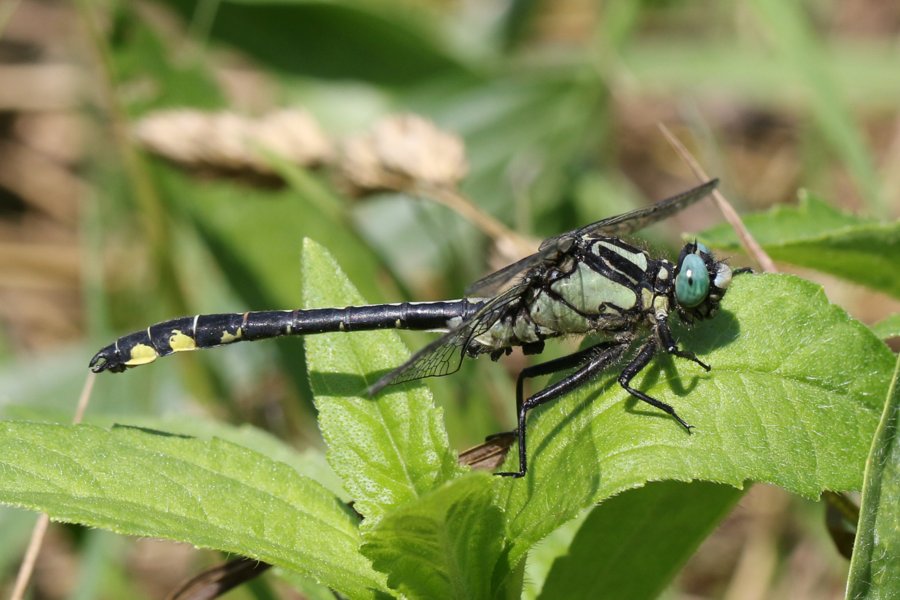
676;417;694;432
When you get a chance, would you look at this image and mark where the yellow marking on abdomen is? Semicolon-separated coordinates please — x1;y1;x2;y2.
125;344;159;366
169;330;197;352
220;328;242;344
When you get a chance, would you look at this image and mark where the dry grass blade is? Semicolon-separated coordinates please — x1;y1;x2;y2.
72;372;95;425
458;432;516;471
9;514;49;600
658;123;778;273
422;185;536;261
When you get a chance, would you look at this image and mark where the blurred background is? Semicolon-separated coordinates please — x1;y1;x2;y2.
0;0;898;598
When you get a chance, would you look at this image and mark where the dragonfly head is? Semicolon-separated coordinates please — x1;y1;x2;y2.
672;241;732;322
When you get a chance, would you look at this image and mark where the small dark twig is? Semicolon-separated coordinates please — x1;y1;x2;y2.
167;557;273;600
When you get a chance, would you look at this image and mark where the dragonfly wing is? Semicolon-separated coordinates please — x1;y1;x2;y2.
466;181;716;296
464;253;541;296
465;231;579;296
540;179;719;249
367;285;526;395
366;328;468;395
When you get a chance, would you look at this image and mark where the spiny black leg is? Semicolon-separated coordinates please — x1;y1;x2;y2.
484;344;604;447
495;341;628;478
617;340;693;431
486;342;615;444
656;318;709;371
514;342;618;413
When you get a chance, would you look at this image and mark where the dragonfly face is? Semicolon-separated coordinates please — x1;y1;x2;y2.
91;179;748;477
671;241;733;322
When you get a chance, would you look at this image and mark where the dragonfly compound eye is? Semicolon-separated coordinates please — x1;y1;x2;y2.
675;253;710;308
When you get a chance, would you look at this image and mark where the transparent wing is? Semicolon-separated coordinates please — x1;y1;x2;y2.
465;179;718;297
539;178;719;250
464;253;542;296
367;285;527;395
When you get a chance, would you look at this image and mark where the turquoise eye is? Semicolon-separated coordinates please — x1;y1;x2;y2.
696;242;710;255
676;254;710;307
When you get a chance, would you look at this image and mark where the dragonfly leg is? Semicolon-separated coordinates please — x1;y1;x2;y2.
512;342;618;413
618;339;693;431
656;318;709;371
495;341;627;478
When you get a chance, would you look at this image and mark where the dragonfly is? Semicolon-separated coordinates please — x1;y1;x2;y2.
90;179;748;477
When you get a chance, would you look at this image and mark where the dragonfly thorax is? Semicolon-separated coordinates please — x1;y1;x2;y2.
467;235;660;355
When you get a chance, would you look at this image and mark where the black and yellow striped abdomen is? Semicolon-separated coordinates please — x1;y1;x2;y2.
90;301;481;373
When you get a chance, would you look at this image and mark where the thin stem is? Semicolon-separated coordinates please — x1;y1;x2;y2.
658;123;778;273
421;185;536;259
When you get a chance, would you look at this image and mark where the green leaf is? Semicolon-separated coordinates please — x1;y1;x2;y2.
89;415;347;498
362;473;513;600
521;512;587;599
300;239;462;524
160;0;468;85
0;422;385;598
538;481;742;599
699;193;900;299
871;314;900;340
846;353;900;599
495;274;893;566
